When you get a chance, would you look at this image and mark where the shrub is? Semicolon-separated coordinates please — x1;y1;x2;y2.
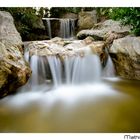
109;8;140;36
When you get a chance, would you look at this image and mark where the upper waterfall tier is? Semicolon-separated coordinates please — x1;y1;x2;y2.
43;18;76;39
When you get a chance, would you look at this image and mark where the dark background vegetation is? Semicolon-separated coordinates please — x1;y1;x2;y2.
0;7;140;41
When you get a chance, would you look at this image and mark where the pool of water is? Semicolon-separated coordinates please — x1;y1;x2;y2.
0;77;140;132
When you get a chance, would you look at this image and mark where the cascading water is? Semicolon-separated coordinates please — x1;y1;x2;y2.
64;55;101;84
47;56;63;87
24;54;101;90
29;55;40;87
5;51;118;109
70;19;75;37
102;55;115;77
0;15;139;132
21;40;116;91
44;18;52;39
43;18;76;39
60;19;75;38
2;41;133;133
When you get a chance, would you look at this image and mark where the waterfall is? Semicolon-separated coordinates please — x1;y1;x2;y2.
22;55;51;91
102;55;115;77
47;56;62;87
29;55;40;87
64;56;75;84
24;51;29;62
70;19;75;37
27;56;51;90
22;40;116;91
60;19;75;38
22;42;118;95
64;55;101;84
43;18;76;39
72;55;101;84
24;54;102;89
44;18;52;39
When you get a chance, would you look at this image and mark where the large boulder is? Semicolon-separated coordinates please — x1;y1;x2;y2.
109;36;140;80
0;11;23;50
61;12;78;19
0;11;31;98
32;18;45;30
78;10;97;30
77;19;130;41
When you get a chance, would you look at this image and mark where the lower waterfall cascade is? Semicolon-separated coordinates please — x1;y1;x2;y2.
22;45;115;91
1;40;140;133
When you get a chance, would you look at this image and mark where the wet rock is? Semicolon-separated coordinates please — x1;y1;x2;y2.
0;11;31;98
109;36;140;80
25;37;107;66
61;13;78;19
0;42;31;98
50;37;66;46
78;10;97;30
26;40;65;57
77;29;104;40
77;19;130;41
83;36;95;45
88;41;108;67
104;31;131;45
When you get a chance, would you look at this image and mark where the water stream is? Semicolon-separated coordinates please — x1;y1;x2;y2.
45;18;52;39
43;18;76;39
60;19;75;39
0;43;140;132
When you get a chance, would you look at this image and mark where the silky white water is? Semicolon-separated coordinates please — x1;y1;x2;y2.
44;18;52;39
0;52;118;109
1;53;118;111
2;50;132;132
23;53;105;89
43;18;75;39
60;19;75;38
102;55;115;77
1;52;140;132
47;56;62;87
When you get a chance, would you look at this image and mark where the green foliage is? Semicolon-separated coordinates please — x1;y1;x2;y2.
109;8;140;36
96;8;111;17
37;7;49;18
96;8;111;22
